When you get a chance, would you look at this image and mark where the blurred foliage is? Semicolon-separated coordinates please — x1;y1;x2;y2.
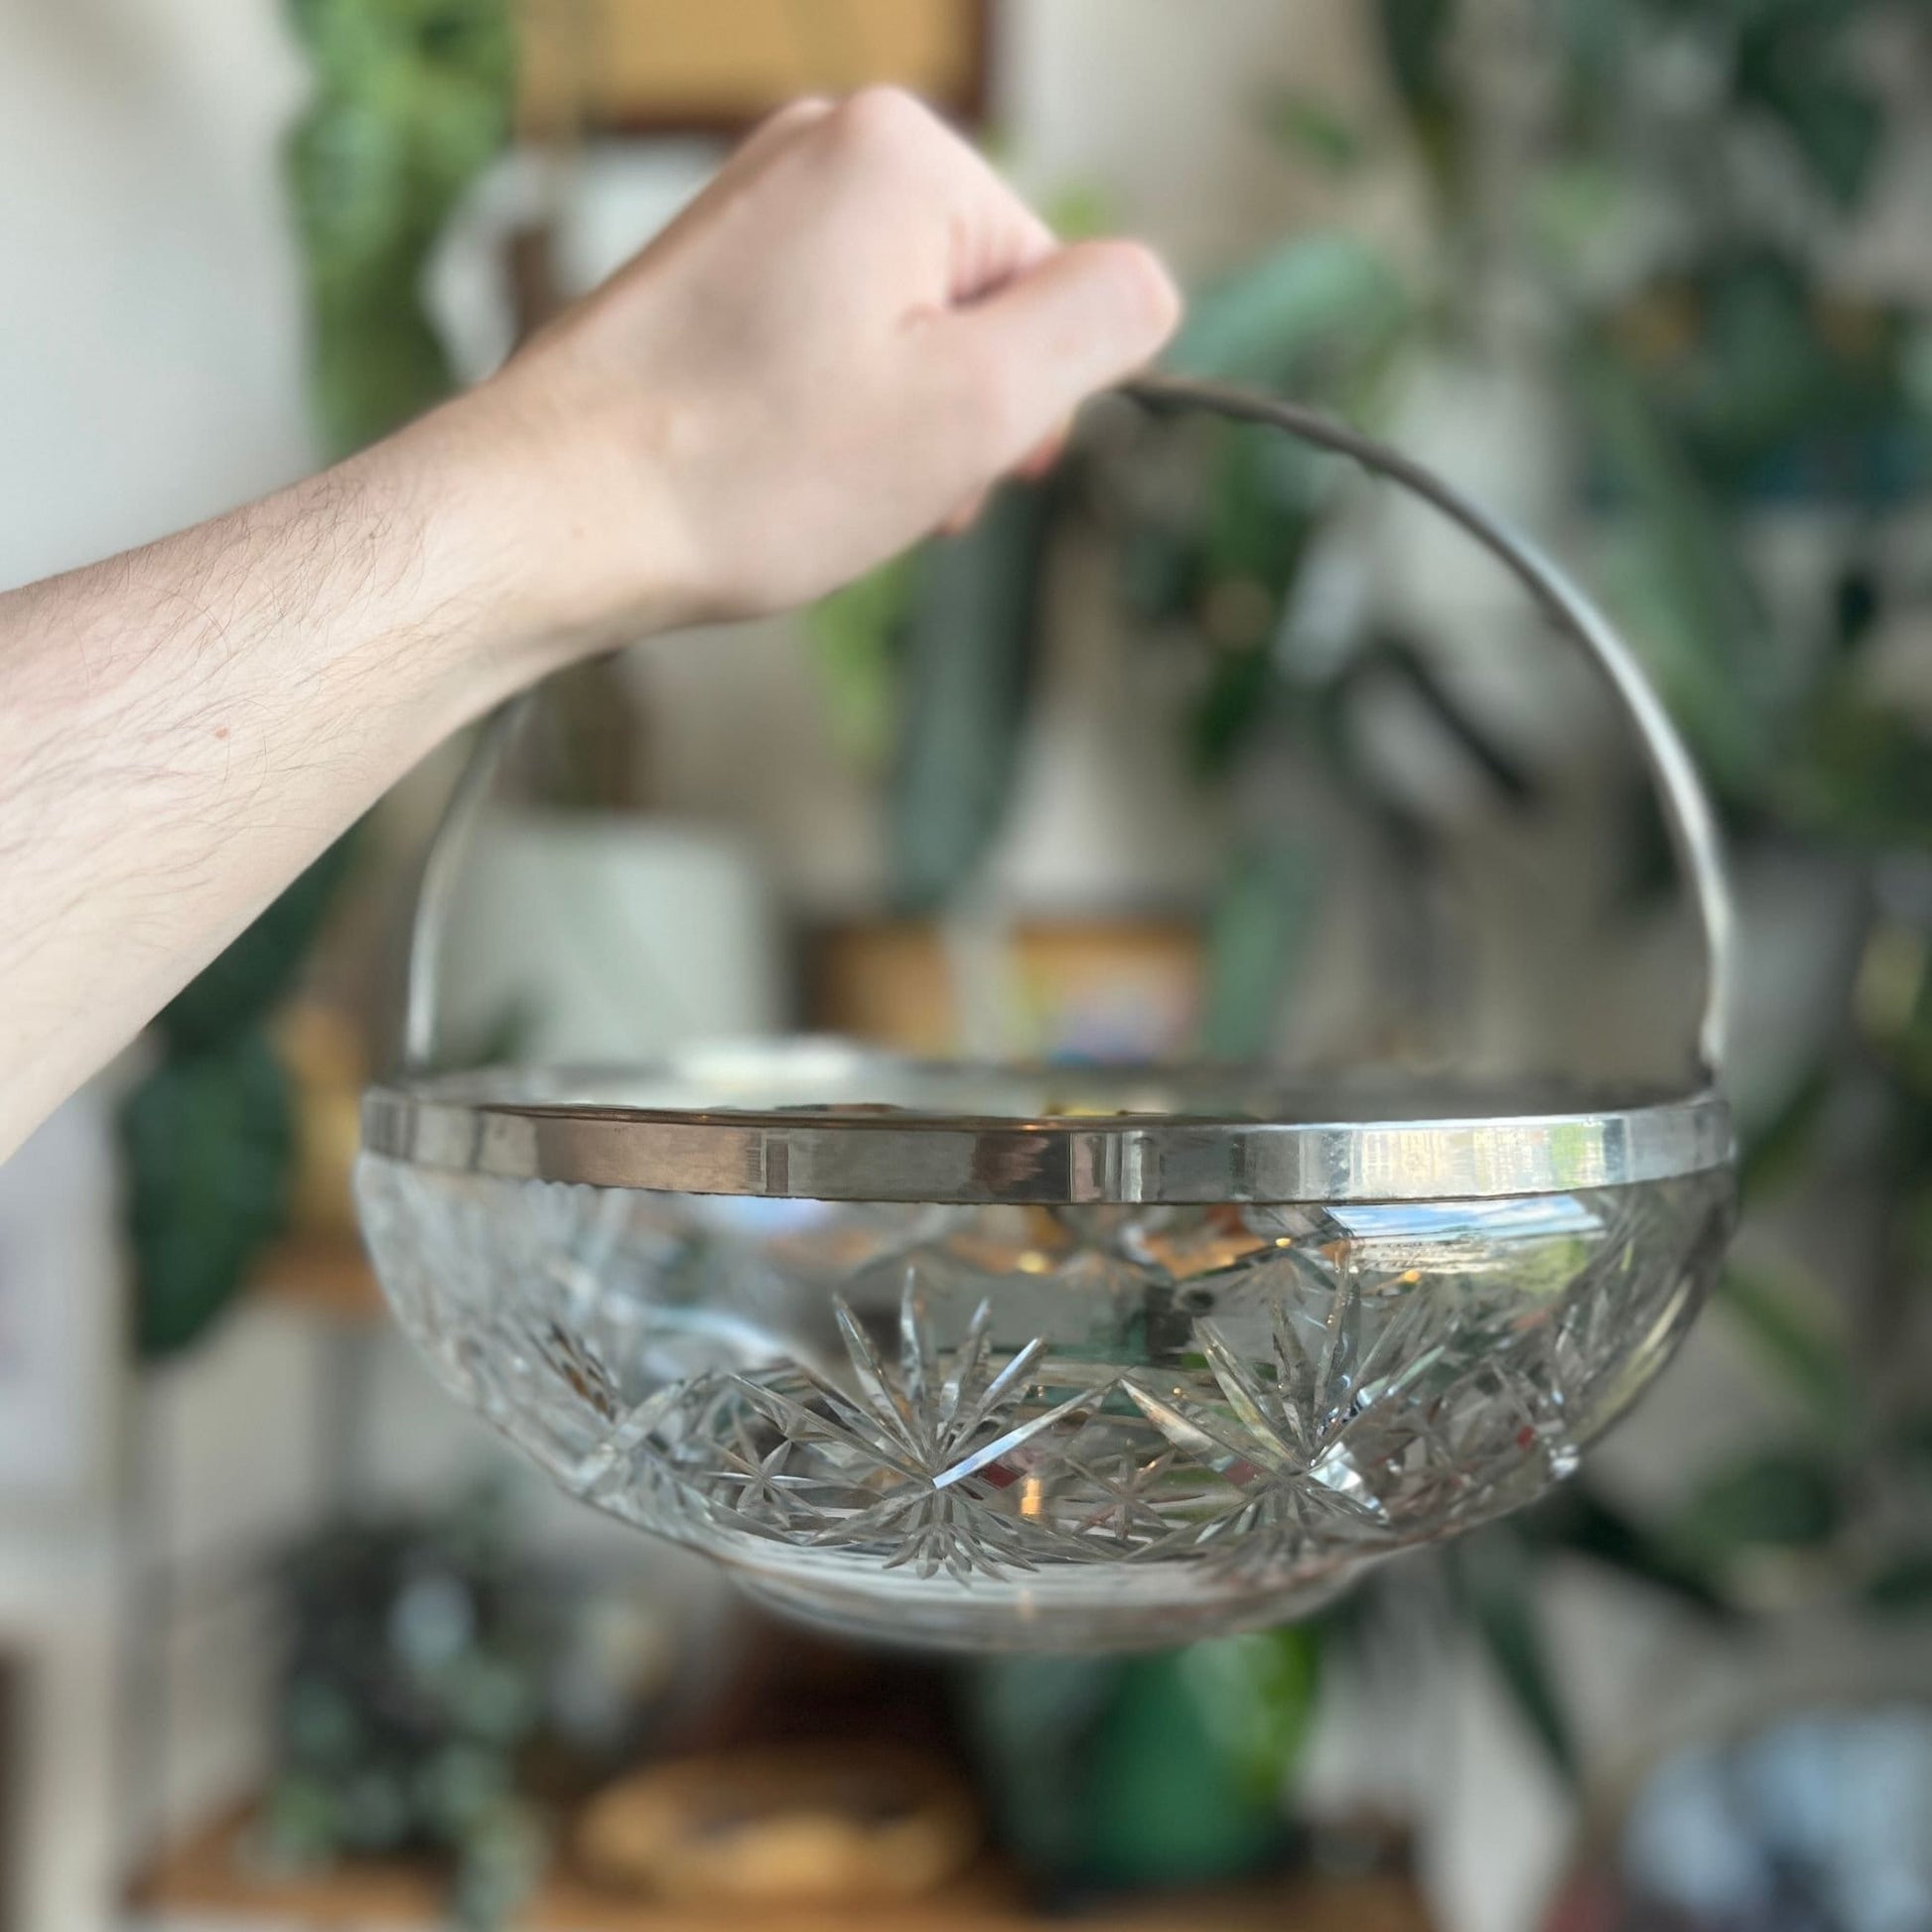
285;0;514;458
125;1032;293;1357
1333;0;1932;1769
1201;838;1323;1060
258;1488;559;1929
807;554;920;770
156;838;361;1058
965;1628;1318;1892
1444;1526;1579;1782
830;0;1932;1818
124;0;513;1361
891;477;1063;910
122;836;358;1359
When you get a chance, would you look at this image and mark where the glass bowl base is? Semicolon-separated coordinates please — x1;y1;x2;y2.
729;1552;1355;1652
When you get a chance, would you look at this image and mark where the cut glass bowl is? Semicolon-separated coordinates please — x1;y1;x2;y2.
358;1052;1732;1651
359;376;1737;1651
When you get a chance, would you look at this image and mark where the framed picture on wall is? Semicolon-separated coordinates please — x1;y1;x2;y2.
520;0;992;136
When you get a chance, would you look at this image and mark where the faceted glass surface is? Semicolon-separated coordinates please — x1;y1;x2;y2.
356;1156;1732;1650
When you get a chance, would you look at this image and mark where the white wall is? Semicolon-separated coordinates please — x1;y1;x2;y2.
0;0;316;582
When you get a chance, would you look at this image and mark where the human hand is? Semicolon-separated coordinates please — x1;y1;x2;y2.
462;87;1181;649
0;91;1178;1152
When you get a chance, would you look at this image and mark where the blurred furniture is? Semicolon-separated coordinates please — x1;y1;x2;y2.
575;1745;979;1906
437;809;783;1065
0;1095;123;1932
135;1807;1433;1932
811;918;1201;1058
519;0;990;134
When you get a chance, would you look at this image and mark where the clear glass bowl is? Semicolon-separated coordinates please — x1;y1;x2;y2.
356;1055;1732;1651
360;380;1740;1652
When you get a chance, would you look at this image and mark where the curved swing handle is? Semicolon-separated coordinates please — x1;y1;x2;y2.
398;378;1734;1082
1123;373;1732;1080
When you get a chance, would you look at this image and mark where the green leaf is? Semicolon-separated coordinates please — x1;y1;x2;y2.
1375;0;1463;198
1526;161;1635;276
807;554;918;768
1202;422;1323;599
310;294;460;470
1668;253;1877;490
1191;641;1278;777
959;1655;1122;1879
1377;0;1454;122
1530;1485;1733;1620
1041;180;1117;241
1172;234;1411;390
1117;524;1202;625
1865;1553;1932;1613
1262;92;1369;173
123;1031;293;1359
1793;694;1932;851
1202;839;1322;1060
1447;1531;1579;1784
1081;1650;1288;1887
1179;428;1327;779
1674;1448;1844;1557
159;835;358;1054
1831;561;1881;661
1717;1265;1854;1437
1738;1069;1830;1202
1175;1626;1324;1802
284;0;513;454
1571;339;1772;799
1735;28;1882;207
1363;633;1539;807
889;480;1061;911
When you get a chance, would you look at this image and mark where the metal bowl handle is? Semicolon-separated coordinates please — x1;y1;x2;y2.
398;377;1733;1080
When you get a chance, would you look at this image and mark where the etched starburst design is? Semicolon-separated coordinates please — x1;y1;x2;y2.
1121;1275;1453;1571
361;1145;1730;1647
702;1271;1110;1580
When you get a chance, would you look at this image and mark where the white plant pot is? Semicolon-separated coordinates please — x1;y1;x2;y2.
437;808;783;1065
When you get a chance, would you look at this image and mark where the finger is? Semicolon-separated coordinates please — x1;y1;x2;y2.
927;139;1058;303
1019;420;1071;480
639;95;836;268
949;240;1182;467
822;88;1056;302
733;94;835;171
940;488;989;536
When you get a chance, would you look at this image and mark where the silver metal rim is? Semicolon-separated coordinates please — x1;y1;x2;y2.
361;1046;1731;1204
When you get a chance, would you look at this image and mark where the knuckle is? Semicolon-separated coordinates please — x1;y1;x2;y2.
832;83;931;152
766;93;832;134
1106;241;1183;340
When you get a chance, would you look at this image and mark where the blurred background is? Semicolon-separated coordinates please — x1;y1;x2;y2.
6;0;1932;1927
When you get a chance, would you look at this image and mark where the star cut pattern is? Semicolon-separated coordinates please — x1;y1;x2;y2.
703;1281;1107;1579
358;1157;1731;1601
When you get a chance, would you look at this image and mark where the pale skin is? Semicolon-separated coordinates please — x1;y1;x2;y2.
0;90;1180;1160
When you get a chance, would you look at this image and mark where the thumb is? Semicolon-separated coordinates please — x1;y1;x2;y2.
952;239;1182;466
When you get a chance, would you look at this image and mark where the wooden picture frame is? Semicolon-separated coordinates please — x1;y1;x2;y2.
520;0;993;137
812;919;1204;1061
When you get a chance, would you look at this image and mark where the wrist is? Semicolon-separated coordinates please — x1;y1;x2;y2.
365;376;693;724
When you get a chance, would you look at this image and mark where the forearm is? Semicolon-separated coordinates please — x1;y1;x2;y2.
0;406;586;1154
0;91;1176;1156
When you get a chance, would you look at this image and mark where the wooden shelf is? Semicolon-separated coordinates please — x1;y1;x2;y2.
249;1235;385;1322
135;1811;1434;1932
